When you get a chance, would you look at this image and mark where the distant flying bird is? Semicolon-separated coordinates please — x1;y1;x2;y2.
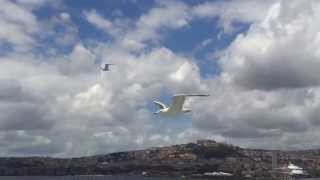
101;63;114;71
153;94;210;116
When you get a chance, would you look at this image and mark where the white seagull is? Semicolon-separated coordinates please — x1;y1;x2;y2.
153;94;210;116
101;63;114;71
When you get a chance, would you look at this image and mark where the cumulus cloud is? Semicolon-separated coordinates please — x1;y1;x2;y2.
0;3;204;155
83;1;192;51
192;0;276;33
191;82;316;149
220;0;320;90
58;43;96;75
0;130;63;156
84;10;121;37
120;1;191;50
0;0;39;51
187;0;320;150
2;0;320;157
38;12;79;49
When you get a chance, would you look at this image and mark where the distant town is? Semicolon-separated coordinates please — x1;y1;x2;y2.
0;140;319;179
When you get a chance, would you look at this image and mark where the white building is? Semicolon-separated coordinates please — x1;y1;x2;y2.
275;162;308;178
287;163;306;176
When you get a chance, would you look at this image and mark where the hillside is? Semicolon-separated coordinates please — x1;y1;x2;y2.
0;140;320;178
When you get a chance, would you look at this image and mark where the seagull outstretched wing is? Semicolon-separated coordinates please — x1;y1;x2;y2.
153;101;167;110
171;94;210;112
182;94;210;97
171;95;187;112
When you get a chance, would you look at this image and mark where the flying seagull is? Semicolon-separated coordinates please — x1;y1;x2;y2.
101;63;114;71
153;94;210;116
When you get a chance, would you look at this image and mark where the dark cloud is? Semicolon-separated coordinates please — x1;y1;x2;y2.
9;142;65;156
193;107;308;139
232;48;320;90
0;79;54;131
0;103;54;131
222;126;282;139
244;110;309;132
0;131;66;156
306;107;320;126
0;79;32;102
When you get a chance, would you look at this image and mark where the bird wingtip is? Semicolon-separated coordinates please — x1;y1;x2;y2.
173;93;210;97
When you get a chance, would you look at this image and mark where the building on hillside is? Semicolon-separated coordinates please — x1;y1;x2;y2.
273;162;309;179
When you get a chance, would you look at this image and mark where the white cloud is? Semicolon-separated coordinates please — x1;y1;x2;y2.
84;10;120;37
0;39;205;156
2;0;320;157
189;0;320;150
0;0;202;157
0;0;39;51
59;12;70;21
220;0;320;90
59;43;96;75
122;1;190;49
192;0;276;33
46;12;79;47
84;1;191;51
16;0;49;7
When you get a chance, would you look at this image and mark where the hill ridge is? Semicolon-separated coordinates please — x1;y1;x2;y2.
0;139;319;178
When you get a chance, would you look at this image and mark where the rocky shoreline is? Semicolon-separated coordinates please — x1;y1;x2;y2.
0;140;320;178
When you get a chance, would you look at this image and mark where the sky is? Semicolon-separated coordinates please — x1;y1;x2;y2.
1;0;320;157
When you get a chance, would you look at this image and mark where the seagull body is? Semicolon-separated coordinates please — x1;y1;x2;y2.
153;94;209;116
101;63;114;71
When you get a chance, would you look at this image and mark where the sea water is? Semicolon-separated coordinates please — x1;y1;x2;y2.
0;176;196;180
0;176;240;180
0;176;190;180
0;176;317;180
